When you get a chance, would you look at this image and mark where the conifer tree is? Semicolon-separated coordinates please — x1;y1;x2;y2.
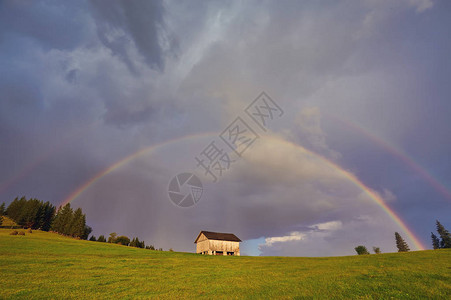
83;225;92;240
431;232;440;249
436;220;451;248
70;208;85;238
89;235;97;241
97;235;106;242
51;204;73;235
395;232;410;252
51;206;63;232
0;202;5;216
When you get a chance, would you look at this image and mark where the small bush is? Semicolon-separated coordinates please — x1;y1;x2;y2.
18;231;25;235
10;230;18;235
355;245;370;255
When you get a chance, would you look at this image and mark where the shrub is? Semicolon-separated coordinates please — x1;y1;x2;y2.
115;236;130;246
10;230;18;235
97;235;106;242
373;246;381;254
355;245;370;255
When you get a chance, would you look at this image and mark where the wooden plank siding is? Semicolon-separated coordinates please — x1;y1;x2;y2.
194;231;241;256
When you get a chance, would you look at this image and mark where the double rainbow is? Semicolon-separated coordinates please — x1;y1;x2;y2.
59;133;426;250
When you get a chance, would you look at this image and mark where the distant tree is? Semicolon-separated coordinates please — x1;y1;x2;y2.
146;245;155;250
5;197;55;230
82;225;92;240
169;248;174;252
372;247;381;254
51;203;73;235
158;248;163;251
108;232;117;243
355;245;369;255
97;235;106;243
70;208;85;238
130;237;145;248
0;202;5;215
115;236;130;246
431;232;441;249
436;220;451;248
89;235;97;241
38;201;56;231
395;232;410;252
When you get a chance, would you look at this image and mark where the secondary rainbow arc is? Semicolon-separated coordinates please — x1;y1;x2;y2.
59;133;425;250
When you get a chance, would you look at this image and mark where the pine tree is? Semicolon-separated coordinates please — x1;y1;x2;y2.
82;225;92;240
51;206;63;232
40;202;56;231
70;208;85;238
431;232;440;249
0;202;5;216
436;220;451;248
97;235;106;242
51;204;73;235
89;235;97;241
395;232;410;252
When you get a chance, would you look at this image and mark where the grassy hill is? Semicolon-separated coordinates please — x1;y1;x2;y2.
0;216;20;228
0;229;450;299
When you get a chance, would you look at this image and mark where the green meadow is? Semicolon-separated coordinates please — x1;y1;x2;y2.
0;229;450;299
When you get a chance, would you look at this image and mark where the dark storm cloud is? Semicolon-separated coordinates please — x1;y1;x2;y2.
1;0;450;256
0;1;92;50
89;0;173;72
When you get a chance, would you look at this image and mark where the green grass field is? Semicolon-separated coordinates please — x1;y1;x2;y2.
0;229;450;299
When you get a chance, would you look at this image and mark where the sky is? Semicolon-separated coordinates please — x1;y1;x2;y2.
1;0;450;256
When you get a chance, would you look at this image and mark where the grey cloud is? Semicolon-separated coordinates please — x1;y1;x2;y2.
1;0;450;256
90;0;173;72
0;1;92;50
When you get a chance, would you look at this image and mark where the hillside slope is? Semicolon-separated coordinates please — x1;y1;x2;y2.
0;229;450;299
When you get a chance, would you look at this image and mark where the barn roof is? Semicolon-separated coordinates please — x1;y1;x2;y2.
194;231;242;243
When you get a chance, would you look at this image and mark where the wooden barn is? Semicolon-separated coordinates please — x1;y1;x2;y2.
194;231;241;256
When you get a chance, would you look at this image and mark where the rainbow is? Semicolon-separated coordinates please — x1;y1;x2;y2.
0;120;103;196
59;132;214;208
266;136;425;250
59;133;425;250
326;113;451;201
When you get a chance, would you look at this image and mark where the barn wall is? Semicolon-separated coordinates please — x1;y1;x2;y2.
209;240;240;255
195;233;241;255
196;240;210;253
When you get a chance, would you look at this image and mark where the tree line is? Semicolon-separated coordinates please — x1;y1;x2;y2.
89;232;165;251
355;220;451;255
0;197;91;239
1;197;166;250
